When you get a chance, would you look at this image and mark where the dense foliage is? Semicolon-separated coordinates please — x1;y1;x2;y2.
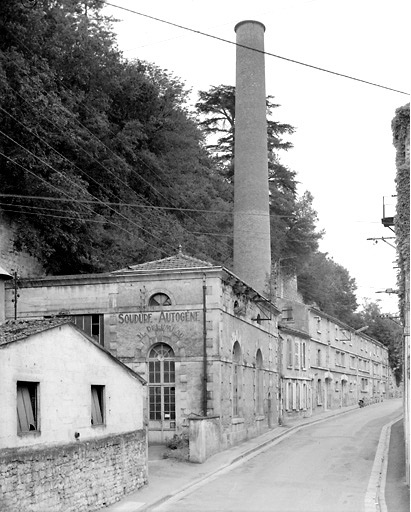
297;251;358;324
0;0;233;273
355;300;403;384
392;103;410;325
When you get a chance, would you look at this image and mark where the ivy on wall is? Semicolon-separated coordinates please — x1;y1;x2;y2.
392;103;410;324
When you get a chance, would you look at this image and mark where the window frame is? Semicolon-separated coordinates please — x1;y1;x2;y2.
149;293;172;307
17;381;39;434
72;314;104;345
91;385;105;427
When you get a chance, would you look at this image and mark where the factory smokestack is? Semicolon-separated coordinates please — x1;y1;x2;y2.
233;20;271;296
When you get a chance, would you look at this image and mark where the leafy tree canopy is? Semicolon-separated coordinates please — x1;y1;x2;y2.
354;300;403;382
297;251;358;323
0;0;232;273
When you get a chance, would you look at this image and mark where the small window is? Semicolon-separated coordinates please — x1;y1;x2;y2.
149;293;171;307
282;308;293;321
91;385;105;426
17;381;39;433
73;314;104;345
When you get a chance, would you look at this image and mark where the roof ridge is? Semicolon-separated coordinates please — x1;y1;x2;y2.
112;251;215;273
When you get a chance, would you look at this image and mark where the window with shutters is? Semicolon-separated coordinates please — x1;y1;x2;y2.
294;341;300;368
287;338;293;368
17;381;39;434
91;385;105;426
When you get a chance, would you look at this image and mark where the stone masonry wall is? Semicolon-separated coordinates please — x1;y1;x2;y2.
0;430;147;512
0;211;45;277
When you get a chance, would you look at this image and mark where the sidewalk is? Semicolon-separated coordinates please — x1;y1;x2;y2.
103;404;404;512
384;418;409;512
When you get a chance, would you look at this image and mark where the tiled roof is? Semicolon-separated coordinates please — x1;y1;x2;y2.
112;251;215;273
0;318;71;346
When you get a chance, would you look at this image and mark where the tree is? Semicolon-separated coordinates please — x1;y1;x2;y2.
195;84;294;180
195;84;322;275
297;252;358;323
354;300;403;383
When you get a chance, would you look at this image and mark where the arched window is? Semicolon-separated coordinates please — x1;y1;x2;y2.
148;344;175;425
256;349;263;415
233;342;242;417
149;293;171;307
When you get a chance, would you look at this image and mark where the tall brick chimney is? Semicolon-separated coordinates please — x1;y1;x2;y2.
233;20;271;296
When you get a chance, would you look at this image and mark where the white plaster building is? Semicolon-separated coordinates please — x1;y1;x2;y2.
0;318;147;512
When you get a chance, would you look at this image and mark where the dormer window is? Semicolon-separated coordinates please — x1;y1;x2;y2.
149;293;171;307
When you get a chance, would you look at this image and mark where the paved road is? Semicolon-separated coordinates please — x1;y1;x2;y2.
155;400;402;512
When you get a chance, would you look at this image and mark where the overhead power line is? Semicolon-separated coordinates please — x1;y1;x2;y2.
103;2;409;96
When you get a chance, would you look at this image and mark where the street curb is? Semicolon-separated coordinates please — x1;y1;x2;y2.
143;406;359;511
364;415;403;512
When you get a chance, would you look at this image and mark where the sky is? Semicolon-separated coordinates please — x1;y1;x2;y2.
102;0;410;314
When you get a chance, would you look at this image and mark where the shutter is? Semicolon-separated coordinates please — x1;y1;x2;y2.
91;388;103;425
17;385;35;432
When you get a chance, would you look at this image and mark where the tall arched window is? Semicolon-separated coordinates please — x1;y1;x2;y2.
233;342;242;417
256;349;264;415
148;344;175;426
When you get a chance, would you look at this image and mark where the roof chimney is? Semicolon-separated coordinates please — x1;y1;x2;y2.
233;20;271;296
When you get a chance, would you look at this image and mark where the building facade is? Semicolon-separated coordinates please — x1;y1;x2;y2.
278;293;391;423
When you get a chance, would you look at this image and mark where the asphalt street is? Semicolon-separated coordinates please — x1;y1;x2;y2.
154;400;403;512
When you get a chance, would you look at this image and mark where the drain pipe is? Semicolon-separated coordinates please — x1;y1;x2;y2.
202;274;208;416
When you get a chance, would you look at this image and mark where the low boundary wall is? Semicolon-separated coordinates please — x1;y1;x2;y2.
0;429;147;512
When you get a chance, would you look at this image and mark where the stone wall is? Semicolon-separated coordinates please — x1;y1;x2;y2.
0;430;147;512
0;211;45;277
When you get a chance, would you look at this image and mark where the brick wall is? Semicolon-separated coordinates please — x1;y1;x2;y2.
0;430;147;512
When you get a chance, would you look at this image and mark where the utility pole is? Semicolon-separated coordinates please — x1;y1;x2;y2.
11;270;19;320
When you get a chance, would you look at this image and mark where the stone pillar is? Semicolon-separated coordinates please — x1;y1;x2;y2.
233;20;271;296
